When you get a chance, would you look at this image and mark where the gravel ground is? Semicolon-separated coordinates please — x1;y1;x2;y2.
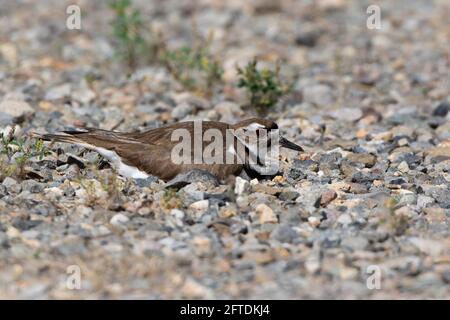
0;0;450;299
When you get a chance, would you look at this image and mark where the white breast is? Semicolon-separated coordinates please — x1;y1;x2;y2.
94;147;149;179
79;144;149;179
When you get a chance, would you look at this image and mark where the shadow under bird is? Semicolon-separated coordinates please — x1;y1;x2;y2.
34;118;303;181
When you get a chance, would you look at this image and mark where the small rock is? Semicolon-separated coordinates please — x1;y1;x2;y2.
408;237;445;257
417;195;435;208
135;175;159;188
432;101;450;117
0;112;14;125
303;84;333;107
346;153;377;167
252;184;282;196
181;278;213;299
295;187;322;212
397;138;409;147
397;161;409;173
287;168;307;181
171;102;194;119
341;236;369;251
320;189;337;206
397;190;417;206
423;207;446;224
278;190;299;201
62;185;76;197
308;216;321;227
292;159;319;172
32;204;56;216
0;184;7;197
72;88;96;104
189;200;209;212
214;101;243;122
110;213;129;226
182;184;205;202
295;31;319;47
0;99;34;119
173;93;209;109
165;169;219;189
330;108;363;122
256;203;278;224
12;218;42;231
45;83;71;101
387;177;407;185
426;146;450;159
435;123;450;140
270;224;298;243
337;213;352;226
2;177;21;194
170;209;185;220
234;176;250;195
21;180;44;193
0;43;18;66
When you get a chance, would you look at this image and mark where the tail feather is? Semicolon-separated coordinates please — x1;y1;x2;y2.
31;128;140;151
31;132;85;144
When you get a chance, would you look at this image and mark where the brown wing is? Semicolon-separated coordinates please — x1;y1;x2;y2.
122;121;230;145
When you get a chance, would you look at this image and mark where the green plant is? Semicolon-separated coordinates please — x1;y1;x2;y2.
0;126;50;179
237;59;291;114
161;44;223;96
160;188;183;211
78;178;101;207
100;170;125;205
74;165;127;209
109;0;148;70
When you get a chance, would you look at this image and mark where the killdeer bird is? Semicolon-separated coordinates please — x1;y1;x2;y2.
34;118;303;181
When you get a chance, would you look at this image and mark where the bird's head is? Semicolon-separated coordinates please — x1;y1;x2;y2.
231;118;303;152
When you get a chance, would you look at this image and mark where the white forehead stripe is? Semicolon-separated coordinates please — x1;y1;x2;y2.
245;123;266;130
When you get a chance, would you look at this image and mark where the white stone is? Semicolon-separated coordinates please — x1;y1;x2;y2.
303;84;333;107
170;209;185;220
417;195;435;208
330;107;363;122
189;200;209;211
308;216;321;227
110;213;129;226
337;213;352;226
45;83;71;100
0;99;34;118
234;177;250;195
72;88;96;104
398;161;409;173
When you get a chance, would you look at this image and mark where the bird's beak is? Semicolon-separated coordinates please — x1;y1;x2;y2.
279;136;304;152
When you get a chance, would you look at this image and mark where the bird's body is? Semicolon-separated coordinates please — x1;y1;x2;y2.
35;118;303;181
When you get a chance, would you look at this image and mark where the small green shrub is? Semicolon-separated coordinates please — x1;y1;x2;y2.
161;45;223;96
109;0;150;70
0;126;49;180
237;59;291;114
161;188;183;211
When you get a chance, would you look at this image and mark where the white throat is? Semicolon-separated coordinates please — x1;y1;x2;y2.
231;128;280;175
